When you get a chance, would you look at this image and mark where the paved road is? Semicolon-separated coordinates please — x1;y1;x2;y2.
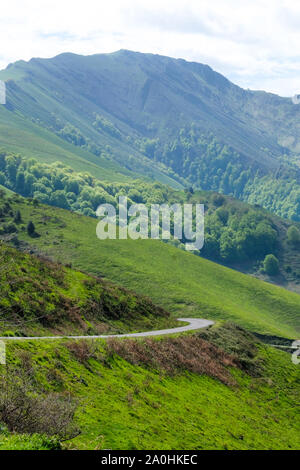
0;318;214;341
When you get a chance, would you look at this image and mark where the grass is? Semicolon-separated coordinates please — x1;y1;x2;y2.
0;242;175;337
2;323;299;450
6;195;300;338
0;432;61;450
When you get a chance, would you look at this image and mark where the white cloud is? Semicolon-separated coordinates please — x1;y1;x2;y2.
0;0;299;96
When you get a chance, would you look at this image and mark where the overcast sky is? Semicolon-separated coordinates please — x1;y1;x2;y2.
0;0;299;96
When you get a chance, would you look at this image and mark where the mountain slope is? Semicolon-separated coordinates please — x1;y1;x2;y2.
0;241;174;337
2;192;299;338
1;153;299;290
1;50;300;219
2;323;300;449
0;50;291;168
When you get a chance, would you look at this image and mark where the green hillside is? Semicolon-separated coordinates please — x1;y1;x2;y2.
1;324;299;449
1;152;299;288
2;193;299;338
0;107;139;183
0;242;174;337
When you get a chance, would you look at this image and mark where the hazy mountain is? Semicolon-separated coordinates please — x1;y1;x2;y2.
0;50;299;218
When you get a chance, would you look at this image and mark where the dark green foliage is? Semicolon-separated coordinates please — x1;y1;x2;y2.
148;129;300;221
287;225;300;246
1;170;299;285
27;220;35;236
263;254;280;276
1;50;300;220
0;151;175;217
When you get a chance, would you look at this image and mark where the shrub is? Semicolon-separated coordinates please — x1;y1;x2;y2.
66;340;97;364
0;366;79;440
263;254;279;276
13;210;22;224
106;335;239;386
27;220;35;236
287;225;300;246
212;194;225;207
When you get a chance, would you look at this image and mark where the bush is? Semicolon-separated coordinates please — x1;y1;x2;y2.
27;220;35;236
287;226;300;246
13;210;22;224
66;340;97;364
106;335;239;386
212;194;225;207
0;367;79;440
263;254;279;276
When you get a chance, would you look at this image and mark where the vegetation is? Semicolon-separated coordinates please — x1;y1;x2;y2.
0;242;173;337
287;225;300;246
263;254;280;276
0;151;175;217
1;323;299;449
0;193;299;338
1;50;300;221
0;366;78;440
1;153;300;286
0;50;299;453
143;129;300;221
0;431;61;450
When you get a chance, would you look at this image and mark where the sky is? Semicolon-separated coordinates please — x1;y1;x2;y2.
0;0;299;97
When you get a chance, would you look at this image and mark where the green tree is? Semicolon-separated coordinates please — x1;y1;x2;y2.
14;210;22;224
27;221;35;237
263;254;279;276
287;226;300;246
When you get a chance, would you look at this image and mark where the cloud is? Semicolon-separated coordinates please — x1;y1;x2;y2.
0;0;299;96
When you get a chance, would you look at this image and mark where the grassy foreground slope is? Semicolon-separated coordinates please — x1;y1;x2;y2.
6;195;300;338
2;324;299;450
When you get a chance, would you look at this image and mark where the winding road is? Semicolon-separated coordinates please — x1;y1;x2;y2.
0;318;214;341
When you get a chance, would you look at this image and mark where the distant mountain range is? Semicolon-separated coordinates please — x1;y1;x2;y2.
0;50;299;219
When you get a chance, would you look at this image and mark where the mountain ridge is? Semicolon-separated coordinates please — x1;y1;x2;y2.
0;49;300;219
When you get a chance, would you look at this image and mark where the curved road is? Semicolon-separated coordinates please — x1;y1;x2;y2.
0;318;214;341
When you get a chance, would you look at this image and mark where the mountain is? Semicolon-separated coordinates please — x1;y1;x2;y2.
1;50;300;219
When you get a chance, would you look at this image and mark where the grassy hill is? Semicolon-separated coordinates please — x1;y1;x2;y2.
1;323;299;449
1;151;299;288
0;242;175;337
1;193;299;338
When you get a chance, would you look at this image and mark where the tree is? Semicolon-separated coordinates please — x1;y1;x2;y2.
16;171;25;194
287;226;300;246
212;194;225;207
50;190;69;210
14;210;22;223
263;254;279;276
27;221;35;237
